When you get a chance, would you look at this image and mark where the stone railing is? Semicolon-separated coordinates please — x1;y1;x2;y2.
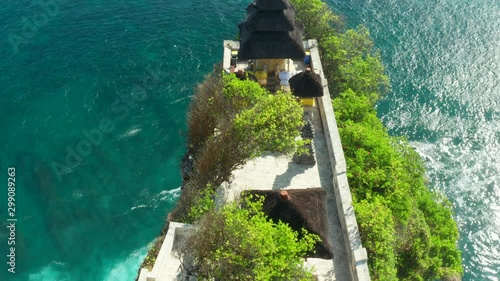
306;39;371;281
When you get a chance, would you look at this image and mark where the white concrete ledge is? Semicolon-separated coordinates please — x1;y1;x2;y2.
138;222;195;281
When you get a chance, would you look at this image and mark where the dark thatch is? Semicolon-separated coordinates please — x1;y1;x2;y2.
238;24;305;60
238;0;305;60
290;70;324;97
246;6;295;32
244;188;334;259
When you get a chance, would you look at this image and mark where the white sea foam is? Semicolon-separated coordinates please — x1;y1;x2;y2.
72;189;84;199
117;126;142;139
157;186;182;201
130;204;148;211
127;186;181;214
149;186;182;208
28;261;70;281
102;246;148;281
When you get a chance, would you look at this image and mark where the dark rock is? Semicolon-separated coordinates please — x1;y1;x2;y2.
181;152;195;181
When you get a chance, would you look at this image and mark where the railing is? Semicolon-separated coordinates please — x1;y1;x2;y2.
137;222;195;281
306;39;371;281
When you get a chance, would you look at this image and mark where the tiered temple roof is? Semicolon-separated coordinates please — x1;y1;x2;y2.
238;0;305;60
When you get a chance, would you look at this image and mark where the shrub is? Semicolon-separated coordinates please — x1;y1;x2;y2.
334;88;461;279
186;195;320;280
187;186;216;223
232;91;305;155
338;54;390;97
187;67;225;152
222;74;268;112
355;197;398;281
192;82;305;188
288;0;342;40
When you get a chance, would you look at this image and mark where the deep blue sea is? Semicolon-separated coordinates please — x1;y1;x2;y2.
0;0;498;280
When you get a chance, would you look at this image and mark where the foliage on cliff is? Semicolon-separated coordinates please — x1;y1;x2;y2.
334;90;462;280
184;195;319;280
170;72;305;223
290;0;462;280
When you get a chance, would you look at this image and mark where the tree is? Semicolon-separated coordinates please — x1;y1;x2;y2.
186;195;320;281
289;0;343;40
232;90;306;155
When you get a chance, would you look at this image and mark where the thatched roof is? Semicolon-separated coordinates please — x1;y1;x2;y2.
244;188;333;259
238;23;305;60
251;0;288;11
238;0;305;60
289;70;324;97
246;6;295;32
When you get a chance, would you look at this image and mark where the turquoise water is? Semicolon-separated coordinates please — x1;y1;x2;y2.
0;0;497;280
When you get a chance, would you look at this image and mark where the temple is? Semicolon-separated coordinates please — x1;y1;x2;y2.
238;0;305;60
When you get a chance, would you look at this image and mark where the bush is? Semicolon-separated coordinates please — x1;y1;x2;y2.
289;0;390;97
288;0;343;40
232;91;305;155
187;67;225;152
192;79;305;187
320;32;390;97
186;195;320;280
187;186;216;223
355;197;398;281
334;88;461;280
222;73;268;112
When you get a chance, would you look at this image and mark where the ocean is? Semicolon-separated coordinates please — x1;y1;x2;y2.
0;0;498;280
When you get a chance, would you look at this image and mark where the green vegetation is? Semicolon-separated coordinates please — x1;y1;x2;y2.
292;0;389;98
290;0;462;280
187;186;216;223
170;71;305;223
185;195;320;280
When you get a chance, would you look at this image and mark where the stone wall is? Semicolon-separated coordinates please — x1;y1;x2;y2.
137;222;195;281
306;39;371;281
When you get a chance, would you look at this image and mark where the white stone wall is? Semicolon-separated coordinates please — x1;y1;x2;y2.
137;222;195;281
307;39;371;281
